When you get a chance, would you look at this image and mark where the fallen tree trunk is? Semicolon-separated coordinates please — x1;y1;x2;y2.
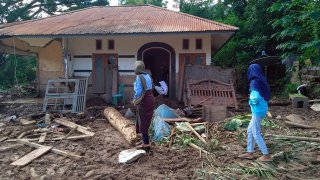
104;107;139;145
267;134;320;143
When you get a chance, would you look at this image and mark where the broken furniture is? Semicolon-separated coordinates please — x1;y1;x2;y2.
186;79;238;109
182;65;238;111
289;94;309;108
112;83;125;106
43;78;88;113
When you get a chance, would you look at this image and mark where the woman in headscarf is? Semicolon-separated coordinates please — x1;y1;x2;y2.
132;61;155;150
239;64;272;162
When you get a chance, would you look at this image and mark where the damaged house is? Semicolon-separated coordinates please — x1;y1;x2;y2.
0;5;238;105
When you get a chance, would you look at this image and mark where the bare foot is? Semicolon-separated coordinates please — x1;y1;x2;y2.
257;154;272;162
238;153;254;160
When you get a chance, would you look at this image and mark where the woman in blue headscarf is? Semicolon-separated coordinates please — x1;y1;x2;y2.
239;64;272;162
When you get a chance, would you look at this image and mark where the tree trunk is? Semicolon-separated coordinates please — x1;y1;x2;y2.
104;107;139;145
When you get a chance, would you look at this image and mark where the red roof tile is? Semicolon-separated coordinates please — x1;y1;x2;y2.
0;5;238;37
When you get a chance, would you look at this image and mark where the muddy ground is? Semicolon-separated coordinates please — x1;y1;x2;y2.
0;97;319;179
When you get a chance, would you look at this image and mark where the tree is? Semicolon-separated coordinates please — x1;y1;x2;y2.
119;0;167;7
0;0;109;23
269;0;320;64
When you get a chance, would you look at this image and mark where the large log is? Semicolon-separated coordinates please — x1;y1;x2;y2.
104;107;139;145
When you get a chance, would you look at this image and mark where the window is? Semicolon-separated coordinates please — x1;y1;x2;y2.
108;40;115;50
196;39;202;49
183;39;189;50
96;39;102;50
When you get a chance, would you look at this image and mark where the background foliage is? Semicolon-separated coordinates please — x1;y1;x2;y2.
1;0;319;96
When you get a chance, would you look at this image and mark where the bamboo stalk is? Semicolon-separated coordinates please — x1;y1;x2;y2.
188;142;209;154
186;122;207;144
267;134;320;143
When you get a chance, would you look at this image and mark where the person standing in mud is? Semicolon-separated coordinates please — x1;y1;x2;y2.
132;61;155;150
239;64;272;162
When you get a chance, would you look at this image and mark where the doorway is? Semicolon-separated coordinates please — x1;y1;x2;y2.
137;42;176;99
143;48;170;86
92;54;118;100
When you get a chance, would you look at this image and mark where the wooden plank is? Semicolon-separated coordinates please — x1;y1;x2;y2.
52;135;91;141
16;139;82;159
54;118;94;136
0;136;8;142
38;133;47;143
178;55;186;101
0;144;24;152
10;146;52;166
63;127;77;140
20;118;36;125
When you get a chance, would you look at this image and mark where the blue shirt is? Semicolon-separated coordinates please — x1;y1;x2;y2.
133;74;153;99
249;90;268;118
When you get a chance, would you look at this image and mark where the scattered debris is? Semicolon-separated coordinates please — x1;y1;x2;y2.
118;148;146;164
310;103;320;111
10;145;52;166
285;114;305;124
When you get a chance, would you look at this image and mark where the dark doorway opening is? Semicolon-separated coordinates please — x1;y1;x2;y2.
137;42;176;99
143;48;170;89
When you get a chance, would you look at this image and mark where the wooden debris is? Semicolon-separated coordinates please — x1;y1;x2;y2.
38;133;47;143
186;122;207;144
20;118;36;125
169;127;176;148
16;139;82;159
10;146;52;166
164;117;204;123
188;142;209;154
64;127;78;140
284;121;318;129
310;103;320;112
267;134;320;143
0;144;24;152
104;107;139;145
55;118;94;136
52;134;91;141
0;136;8;142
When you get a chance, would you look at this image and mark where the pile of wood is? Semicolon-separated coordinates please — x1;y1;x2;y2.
3;116;95;167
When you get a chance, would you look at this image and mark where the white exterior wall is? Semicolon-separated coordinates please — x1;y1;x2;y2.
68;34;212;75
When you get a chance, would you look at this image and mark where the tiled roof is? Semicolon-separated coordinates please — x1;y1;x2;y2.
0;5;238;37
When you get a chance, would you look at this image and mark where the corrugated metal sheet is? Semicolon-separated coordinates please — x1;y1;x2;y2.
0;5;238;37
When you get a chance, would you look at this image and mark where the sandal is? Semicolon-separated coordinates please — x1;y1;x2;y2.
135;141;143;146
136;143;151;151
257;155;272;162
238;153;255;160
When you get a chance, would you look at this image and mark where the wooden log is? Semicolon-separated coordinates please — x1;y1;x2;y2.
54;118;94;136
186;122;207;144
16;139;82;159
10;146;52;166
284;121;317;129
188;142;209;154
267;134;320;143
103;107;139;145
